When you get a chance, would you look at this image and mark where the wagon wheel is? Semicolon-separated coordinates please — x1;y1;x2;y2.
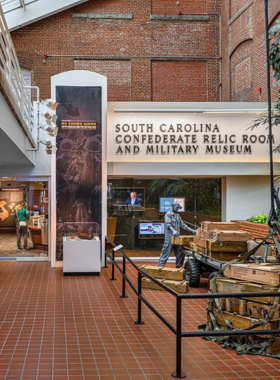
184;259;200;288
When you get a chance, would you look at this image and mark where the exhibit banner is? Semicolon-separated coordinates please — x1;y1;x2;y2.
56;86;102;260
107;110;280;163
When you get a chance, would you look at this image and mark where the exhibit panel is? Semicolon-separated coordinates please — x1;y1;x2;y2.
55;85;102;261
51;70;107;267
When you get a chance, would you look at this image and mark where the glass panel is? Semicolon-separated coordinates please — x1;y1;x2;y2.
107;177;222;252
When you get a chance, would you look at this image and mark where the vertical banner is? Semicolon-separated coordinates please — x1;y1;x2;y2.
55;86;102;260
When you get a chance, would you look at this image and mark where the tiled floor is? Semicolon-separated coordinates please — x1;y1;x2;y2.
0;261;280;380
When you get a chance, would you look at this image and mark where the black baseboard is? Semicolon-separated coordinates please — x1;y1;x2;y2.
63;272;100;276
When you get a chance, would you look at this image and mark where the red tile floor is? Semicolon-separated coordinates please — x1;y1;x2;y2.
0;260;280;380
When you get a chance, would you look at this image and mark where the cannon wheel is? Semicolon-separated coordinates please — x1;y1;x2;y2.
184;259;200;288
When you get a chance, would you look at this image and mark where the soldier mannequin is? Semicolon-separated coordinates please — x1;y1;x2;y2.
158;202;196;268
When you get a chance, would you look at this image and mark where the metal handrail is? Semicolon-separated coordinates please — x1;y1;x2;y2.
105;236;280;378
0;3;35;146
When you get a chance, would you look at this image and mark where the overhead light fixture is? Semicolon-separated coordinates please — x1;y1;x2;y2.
40;139;57;155
40;98;59;111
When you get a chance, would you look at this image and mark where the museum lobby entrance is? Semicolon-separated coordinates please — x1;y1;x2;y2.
0;178;49;259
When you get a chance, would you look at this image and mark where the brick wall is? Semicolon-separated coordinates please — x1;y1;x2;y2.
10;1;280;103
237;220;270;240
230;0;249;20
74;60;131;101
221;0;280;102
230;40;253;102
11;0;220;102
151;60;207;101
152;0;207;15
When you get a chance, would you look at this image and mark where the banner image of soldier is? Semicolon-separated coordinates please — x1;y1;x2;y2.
55;86;102;260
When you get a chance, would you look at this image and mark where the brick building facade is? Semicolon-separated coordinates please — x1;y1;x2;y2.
221;0;280;102
11;0;221;102
9;0;280;103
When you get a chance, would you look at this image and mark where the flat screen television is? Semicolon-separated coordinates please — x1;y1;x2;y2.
138;221;165;239
159;197;185;213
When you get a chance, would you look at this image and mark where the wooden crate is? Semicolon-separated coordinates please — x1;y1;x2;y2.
171;235;194;246
212;297;226;310
209;230;252;242
209;277;279;304
140;264;186;281
225;298;247;315
201;221;240;231
141;277;188;293
247;301;280;320
208;240;247;253
224;264;280;286
210;309;279;337
194;236;247;253
196;228;211;239
267;338;280;355
212;297;247;315
141;277;164;291
188;241;205;253
208;251;243;261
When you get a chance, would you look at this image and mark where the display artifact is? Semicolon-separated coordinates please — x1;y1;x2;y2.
158;202;196;268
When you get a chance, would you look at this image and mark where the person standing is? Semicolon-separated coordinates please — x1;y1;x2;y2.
158;202;196;268
14;203;30;250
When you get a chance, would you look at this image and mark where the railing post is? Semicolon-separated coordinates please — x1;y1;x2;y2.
135;271;144;325
120;256;128;298
103;242;108;268
172;296;186;378
110;247;116;281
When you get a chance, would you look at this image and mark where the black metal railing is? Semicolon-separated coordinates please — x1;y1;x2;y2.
105;237;280;378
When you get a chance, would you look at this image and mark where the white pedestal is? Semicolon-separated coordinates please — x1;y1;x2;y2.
63;237;101;275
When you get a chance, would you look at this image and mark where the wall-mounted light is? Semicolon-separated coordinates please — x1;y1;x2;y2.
40;139;57;155
25;87;59;154
40;124;58;137
42;110;58;125
40;98;58;111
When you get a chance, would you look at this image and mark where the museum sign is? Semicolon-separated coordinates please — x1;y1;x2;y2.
107;112;280;163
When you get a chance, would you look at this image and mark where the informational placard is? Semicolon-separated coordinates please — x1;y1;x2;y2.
107;111;280;163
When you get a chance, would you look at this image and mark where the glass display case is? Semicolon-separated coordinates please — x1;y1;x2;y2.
63;222;100;275
64;222;99;241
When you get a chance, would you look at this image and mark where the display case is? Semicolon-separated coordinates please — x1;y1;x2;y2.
63;222;100;275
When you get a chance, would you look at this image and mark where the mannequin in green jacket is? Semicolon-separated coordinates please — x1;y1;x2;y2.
14;204;30;250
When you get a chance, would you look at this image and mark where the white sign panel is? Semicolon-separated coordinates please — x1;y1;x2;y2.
107;112;280;163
